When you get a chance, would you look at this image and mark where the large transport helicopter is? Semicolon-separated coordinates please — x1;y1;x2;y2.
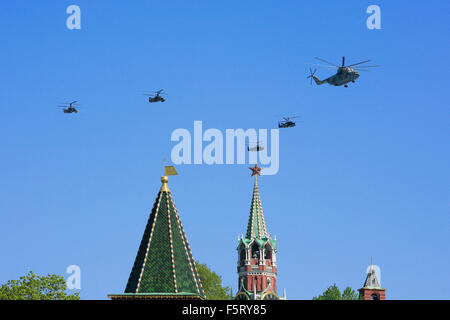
57;101;80;113
144;89;167;103
308;56;379;88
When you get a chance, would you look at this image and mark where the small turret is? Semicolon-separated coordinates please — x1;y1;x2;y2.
358;258;386;300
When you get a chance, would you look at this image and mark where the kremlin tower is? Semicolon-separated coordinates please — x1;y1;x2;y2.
358;260;386;300
108;167;205;300
234;164;285;300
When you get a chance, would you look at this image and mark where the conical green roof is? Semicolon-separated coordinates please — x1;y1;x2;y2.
246;177;269;239
119;177;204;299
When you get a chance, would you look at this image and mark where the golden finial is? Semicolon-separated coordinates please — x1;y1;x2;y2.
160;166;178;192
160;175;170;192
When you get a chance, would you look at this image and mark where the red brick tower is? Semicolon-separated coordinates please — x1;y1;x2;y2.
358;261;386;300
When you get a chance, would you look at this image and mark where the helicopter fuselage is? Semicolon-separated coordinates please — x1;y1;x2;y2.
248;145;264;152
278;121;296;128
63;107;78;113
311;67;360;87
149;96;165;103
325;67;360;86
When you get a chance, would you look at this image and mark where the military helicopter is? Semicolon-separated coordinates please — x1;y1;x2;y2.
307;56;379;88
278;116;299;128
57;101;79;113
247;141;264;152
144;89;166;103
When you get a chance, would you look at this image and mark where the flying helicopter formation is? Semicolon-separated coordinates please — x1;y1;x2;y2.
56;56;379;147
256;56;379;151
57;90;168;115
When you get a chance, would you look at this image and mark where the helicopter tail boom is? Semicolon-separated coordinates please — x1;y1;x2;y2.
307;68;326;85
311;75;326;85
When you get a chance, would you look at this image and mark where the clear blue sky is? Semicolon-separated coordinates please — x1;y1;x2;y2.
0;1;449;299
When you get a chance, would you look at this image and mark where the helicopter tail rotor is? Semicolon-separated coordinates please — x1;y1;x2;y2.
307;68;317;85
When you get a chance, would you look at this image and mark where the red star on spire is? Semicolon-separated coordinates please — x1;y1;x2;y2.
249;164;262;177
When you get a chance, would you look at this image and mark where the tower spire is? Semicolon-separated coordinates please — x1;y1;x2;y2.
358;258;386;300
363;261;381;288
109;166;204;300
246;171;269;239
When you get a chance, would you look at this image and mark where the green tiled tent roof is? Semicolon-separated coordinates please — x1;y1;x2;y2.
237;177;276;250
123;183;204;299
246;177;269;239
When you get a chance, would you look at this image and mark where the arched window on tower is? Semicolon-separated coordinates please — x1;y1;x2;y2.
251;243;260;260
240;248;246;265
264;244;272;260
370;293;379;300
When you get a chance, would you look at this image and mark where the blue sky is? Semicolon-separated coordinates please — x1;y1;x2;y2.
0;1;449;299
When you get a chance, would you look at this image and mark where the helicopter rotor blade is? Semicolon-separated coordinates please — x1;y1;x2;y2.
314;57;339;67
352;65;381;68
346;60;372;67
311;64;337;68
342;56;345;67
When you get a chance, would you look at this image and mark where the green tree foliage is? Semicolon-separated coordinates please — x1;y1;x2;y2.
342;286;361;300
313;283;360;300
0;271;80;300
195;262;232;300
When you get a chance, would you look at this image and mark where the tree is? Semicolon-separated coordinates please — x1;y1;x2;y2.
342;286;360;300
313;283;360;300
195;262;232;300
0;271;80;300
